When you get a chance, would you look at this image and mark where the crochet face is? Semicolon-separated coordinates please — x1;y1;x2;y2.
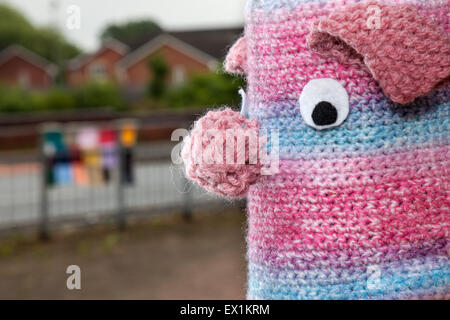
183;0;450;299
236;0;449;160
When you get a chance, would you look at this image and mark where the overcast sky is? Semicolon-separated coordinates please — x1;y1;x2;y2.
1;0;246;51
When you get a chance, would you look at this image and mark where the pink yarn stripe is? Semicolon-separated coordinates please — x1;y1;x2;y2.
247;238;448;270
259;145;449;188
308;1;450;104
247;14;380;103
248;176;449;251
246;0;449;104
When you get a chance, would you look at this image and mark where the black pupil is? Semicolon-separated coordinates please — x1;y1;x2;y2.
312;101;338;126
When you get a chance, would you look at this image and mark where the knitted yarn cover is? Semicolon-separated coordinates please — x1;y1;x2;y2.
183;0;450;299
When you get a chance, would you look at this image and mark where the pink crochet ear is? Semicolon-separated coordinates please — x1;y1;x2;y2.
308;0;450;104
225;37;247;75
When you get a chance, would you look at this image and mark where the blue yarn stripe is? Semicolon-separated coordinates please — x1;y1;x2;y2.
248;256;450;300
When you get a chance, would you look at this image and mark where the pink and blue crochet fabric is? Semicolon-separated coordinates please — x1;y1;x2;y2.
182;0;450;299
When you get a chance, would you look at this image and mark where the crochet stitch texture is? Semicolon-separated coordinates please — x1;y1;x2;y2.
182;0;450;299
308;1;450;104
182;108;264;198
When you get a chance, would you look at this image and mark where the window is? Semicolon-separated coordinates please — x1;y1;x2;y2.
171;65;186;85
18;70;30;87
89;62;107;80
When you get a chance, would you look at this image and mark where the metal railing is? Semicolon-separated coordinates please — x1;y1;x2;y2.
0;122;230;238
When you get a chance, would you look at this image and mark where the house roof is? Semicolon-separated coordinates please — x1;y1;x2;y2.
125;27;244;60
170;27;244;60
0;45;57;76
67;37;129;70
117;34;220;71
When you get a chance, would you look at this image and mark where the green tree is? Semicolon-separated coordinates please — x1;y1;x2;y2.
148;56;169;100
36;26;80;64
0;4;80;63
0;3;34;47
101;19;162;45
166;67;245;109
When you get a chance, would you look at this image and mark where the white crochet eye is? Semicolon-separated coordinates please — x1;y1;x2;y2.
299;78;349;130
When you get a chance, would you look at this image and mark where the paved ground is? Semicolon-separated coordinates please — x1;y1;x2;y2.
0;210;247;299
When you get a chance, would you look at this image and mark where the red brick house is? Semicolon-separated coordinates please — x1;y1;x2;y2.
65;38;129;87
66;28;242;93
0;45;57;89
116;27;243;96
0;28;243;93
117;34;218;90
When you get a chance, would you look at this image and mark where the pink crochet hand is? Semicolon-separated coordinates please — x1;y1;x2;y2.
181;108;265;198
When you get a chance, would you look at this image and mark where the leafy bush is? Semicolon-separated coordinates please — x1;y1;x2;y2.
0;82;125;113
165;70;245;109
0;86;31;113
31;87;76;111
0;69;245;113
73;82;125;110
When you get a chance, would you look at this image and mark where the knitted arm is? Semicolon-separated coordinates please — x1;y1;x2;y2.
181;108;265;198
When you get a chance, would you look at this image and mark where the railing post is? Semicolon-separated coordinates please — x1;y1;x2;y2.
182;175;192;221
116;127;126;231
38;126;50;240
115;119;138;231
